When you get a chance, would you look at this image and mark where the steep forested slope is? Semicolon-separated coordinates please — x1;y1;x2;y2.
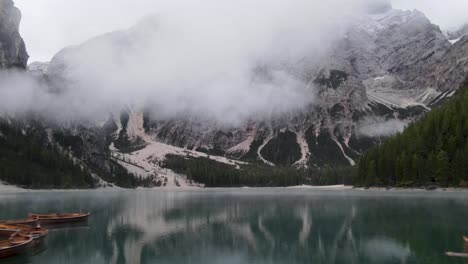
0;121;98;188
355;83;468;187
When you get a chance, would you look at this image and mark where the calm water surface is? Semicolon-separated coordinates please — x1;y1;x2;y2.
1;189;468;264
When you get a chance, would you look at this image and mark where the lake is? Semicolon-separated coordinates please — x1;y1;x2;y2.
1;188;468;264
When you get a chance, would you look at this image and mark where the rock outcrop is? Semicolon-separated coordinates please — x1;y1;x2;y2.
0;0;28;69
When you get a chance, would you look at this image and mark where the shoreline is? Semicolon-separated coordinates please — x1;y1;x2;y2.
3;182;468;193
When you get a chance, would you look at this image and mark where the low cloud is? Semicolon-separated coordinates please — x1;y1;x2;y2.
357;118;407;137
392;0;468;30
3;0;392;125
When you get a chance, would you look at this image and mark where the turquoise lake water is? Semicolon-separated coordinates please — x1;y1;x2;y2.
1;189;468;264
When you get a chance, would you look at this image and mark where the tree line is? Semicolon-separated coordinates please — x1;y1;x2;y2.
355;86;468;187
0;121;98;188
162;154;354;187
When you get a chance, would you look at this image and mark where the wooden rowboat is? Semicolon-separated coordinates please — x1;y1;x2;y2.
0;233;33;259
0;224;48;240
0;218;38;226
29;213;90;224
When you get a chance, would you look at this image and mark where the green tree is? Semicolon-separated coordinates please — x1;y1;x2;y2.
435;150;450;186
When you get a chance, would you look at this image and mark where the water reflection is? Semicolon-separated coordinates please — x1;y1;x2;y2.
362;238;411;263
1;189;468;264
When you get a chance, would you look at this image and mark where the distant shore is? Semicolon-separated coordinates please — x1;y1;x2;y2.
3;181;468;193
354;186;468;192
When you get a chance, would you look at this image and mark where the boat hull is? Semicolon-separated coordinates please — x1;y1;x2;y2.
0;235;33;259
29;213;90;225
0;224;48;241
0;218;38;226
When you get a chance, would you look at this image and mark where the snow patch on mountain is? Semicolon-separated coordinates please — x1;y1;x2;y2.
365;79;429;109
257;135;275;167
416;88;441;105
112;113;123;138
293;130;310;168
112;139;245;188
343;132;352;149
450;38;462;45
111;142;201;188
333;138;355;166
446;90;457;98
125;109;146;141
109;110;247;187
227;127;257;157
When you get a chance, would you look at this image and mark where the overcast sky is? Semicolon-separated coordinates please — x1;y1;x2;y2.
14;0;468;62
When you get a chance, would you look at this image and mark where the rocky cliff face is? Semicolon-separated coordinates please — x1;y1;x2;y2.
142;8;467;168
43;6;468;171
0;0;28;69
0;1;136;188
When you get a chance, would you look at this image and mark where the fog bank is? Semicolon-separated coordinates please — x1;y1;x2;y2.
2;0;384;124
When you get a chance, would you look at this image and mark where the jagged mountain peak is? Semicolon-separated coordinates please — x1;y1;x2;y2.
0;0;28;69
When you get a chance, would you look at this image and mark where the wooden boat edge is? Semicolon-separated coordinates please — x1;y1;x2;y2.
0;235;33;251
29;212;90;220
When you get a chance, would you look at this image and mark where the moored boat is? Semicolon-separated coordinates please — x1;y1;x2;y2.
0;218;38;226
0;224;48;240
0;233;33;259
29;213;90;224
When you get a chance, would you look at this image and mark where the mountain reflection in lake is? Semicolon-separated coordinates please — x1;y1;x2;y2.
1;189;468;264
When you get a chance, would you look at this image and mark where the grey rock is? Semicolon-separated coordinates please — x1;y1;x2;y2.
0;0;28;69
28;61;49;76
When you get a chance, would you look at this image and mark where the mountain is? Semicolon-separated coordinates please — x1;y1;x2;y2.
2;1;468;188
355;82;468;187
0;0;139;188
0;0;27;69
46;6;468;170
